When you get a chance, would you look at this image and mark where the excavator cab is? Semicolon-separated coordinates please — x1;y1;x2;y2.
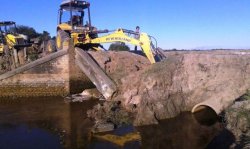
57;0;98;50
58;0;91;30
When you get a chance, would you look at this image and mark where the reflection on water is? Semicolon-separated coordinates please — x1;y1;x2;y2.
89;125;141;149
138;111;222;149
0;124;61;149
0;97;98;149
0;97;223;149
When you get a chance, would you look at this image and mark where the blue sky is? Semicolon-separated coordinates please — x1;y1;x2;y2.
0;0;249;49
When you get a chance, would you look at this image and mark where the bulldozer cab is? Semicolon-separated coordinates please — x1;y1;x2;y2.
58;0;91;30
0;21;17;35
0;21;31;50
0;21;18;47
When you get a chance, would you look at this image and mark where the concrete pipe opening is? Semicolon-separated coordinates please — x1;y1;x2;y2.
192;105;219;126
192;104;216;114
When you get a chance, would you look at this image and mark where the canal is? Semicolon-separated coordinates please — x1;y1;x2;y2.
0;97;224;149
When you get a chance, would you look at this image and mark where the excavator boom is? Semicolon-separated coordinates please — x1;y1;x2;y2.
85;29;157;64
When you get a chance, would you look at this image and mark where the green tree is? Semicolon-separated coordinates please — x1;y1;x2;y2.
16;25;40;38
40;31;51;41
108;42;130;51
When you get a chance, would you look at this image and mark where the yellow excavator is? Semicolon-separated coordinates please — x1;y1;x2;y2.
0;21;31;70
56;0;165;64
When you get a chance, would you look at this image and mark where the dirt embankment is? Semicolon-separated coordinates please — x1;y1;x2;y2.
224;92;250;148
207;91;250;148
88;50;250;126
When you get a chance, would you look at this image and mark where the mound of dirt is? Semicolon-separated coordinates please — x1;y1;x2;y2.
89;51;150;84
89;50;250;126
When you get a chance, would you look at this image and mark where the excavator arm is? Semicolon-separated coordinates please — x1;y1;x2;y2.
85;29;157;64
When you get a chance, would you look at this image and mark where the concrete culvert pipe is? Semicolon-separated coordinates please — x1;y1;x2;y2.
192;98;233;115
192;105;219;126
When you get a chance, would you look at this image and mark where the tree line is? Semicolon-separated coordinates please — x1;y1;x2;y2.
16;25;53;41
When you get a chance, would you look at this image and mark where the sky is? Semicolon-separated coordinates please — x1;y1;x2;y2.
0;0;249;49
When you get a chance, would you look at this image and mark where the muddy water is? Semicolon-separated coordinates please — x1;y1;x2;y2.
0;97;223;149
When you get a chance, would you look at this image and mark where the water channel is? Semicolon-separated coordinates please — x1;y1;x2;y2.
0;97;225;149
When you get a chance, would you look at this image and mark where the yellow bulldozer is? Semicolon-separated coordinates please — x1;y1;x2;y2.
56;0;165;64
0;21;31;70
